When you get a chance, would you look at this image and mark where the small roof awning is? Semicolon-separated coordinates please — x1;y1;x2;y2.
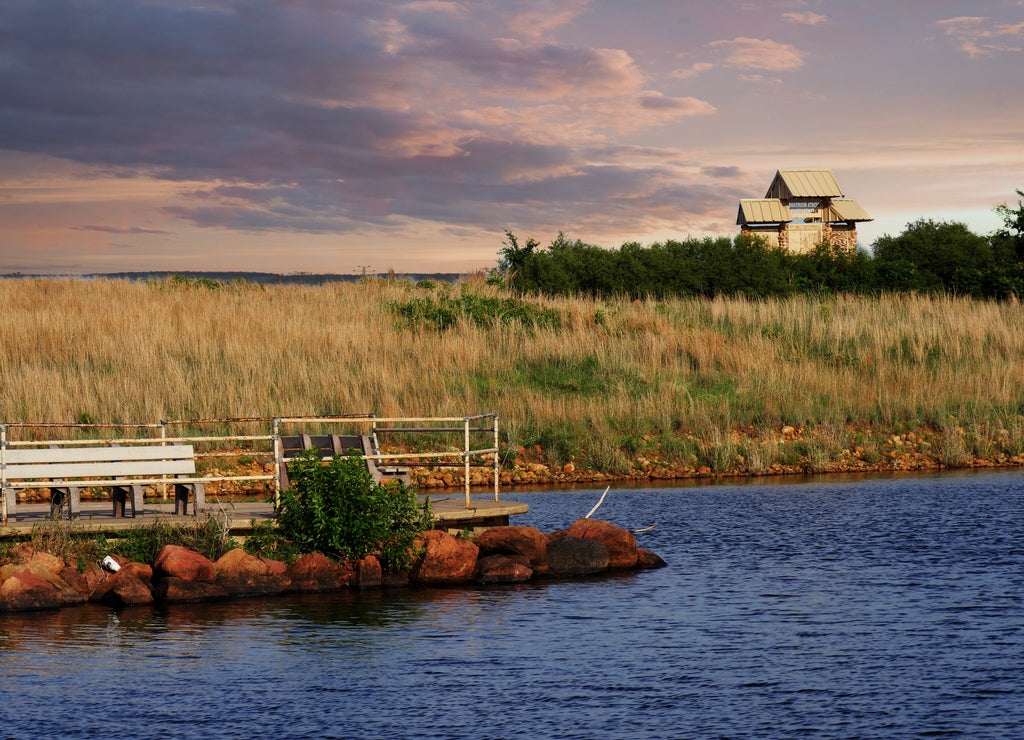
826;199;872;222
765;169;843;199
737;198;791;225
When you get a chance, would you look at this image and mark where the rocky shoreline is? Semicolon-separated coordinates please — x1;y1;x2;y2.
0;519;665;613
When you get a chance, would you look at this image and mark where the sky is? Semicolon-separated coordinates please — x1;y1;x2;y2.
1;1;1022;276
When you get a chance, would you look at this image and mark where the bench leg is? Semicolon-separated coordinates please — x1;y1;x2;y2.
129;484;144;517
50;487;72;519
47;486;81;519
112;487;128;517
112;484;144;517
3;487;15;523
174;482;205;515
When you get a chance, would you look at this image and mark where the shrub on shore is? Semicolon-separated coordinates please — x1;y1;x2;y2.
260;450;430;571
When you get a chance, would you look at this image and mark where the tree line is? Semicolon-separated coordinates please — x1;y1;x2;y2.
496;190;1024;299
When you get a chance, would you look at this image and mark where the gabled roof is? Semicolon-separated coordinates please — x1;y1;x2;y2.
827;199;872;222
765;169;843;200
737;198;791;225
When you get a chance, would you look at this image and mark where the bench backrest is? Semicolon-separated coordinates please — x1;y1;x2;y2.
3;444;196;481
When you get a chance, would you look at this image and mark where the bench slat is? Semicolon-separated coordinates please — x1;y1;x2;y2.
5;459;196;481
4;444;194;465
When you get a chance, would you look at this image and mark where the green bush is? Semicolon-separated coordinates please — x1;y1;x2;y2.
275;450;430;571
389;291;561;331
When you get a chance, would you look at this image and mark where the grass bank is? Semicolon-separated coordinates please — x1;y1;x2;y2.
2;276;1023;481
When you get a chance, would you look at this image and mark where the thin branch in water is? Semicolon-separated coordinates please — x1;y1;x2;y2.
584;486;610;519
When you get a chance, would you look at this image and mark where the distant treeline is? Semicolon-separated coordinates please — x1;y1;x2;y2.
0;271;466;286
499;191;1024;299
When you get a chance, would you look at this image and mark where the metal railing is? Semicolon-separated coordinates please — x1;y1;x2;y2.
1;413;501;524
272;413;500;509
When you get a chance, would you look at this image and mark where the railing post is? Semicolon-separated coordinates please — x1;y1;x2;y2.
1;423;8;525
159;420;169;499
493;414;500;502
272;418;282;510
464;417;471;509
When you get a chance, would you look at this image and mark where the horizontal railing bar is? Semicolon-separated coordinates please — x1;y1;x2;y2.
276;415;495;425
375;427;494;434
5;474;276;490
1;422;163;429
2;435;274;448
364;448;498;461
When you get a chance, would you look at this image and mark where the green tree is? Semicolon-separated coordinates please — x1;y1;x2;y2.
992;189;1024;265
872;219;992;295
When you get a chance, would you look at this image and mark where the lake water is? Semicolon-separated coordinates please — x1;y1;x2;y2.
2;470;1022;739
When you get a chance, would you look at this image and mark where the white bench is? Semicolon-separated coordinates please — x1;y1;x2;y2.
1;444;206;521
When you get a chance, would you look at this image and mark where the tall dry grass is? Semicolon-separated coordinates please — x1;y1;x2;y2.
2;277;1023;471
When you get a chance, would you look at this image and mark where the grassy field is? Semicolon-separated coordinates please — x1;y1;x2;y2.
2;276;1023;480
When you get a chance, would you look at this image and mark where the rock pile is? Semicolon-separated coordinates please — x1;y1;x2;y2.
0;519;665;613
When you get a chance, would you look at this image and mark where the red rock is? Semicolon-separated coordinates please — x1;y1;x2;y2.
383;571;410;588
154;577;228;604
356;555;382;590
474;526;548;574
0;568;63;611
59;566;92;598
92;569;154;607
214;549;291;596
636;547;668;569
409;530;479;585
77;562;108;597
153;545;215;582
259;557;288;576
546;536;609;576
18;562;85;606
28;551;65;573
565;518;638;569
287;552;355;592
475;554;533;584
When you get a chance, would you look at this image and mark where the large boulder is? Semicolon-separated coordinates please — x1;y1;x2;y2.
154;577;228;604
474;526;548;574
287;552;356;592
94;568;155;607
565;518;638;569
475;554;533;584
27;550;65;573
409;530;479;585
0;567;63;611
17;561;86;606
356;555;382;590
214;549;291;597
546;536;609;577
153;545;215;582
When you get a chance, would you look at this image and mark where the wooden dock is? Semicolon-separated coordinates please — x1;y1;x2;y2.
0;495;529;539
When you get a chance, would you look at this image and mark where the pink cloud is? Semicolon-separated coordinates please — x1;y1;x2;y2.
707;37;805;72
671;62;715;80
937;16;1024;57
782;11;829;26
503;0;591;41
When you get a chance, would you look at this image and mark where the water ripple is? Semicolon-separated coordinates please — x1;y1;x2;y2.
1;470;1023;738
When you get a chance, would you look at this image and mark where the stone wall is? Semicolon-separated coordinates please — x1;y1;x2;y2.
742;223;858;254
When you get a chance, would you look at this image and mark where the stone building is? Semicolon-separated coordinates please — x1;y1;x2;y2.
737;169;872;253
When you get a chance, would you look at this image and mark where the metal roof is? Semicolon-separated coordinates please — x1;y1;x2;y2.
765;169;843;199
737;199;791;225
827;199;872;222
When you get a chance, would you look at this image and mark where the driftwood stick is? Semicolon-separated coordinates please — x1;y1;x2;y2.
584;486;610;519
